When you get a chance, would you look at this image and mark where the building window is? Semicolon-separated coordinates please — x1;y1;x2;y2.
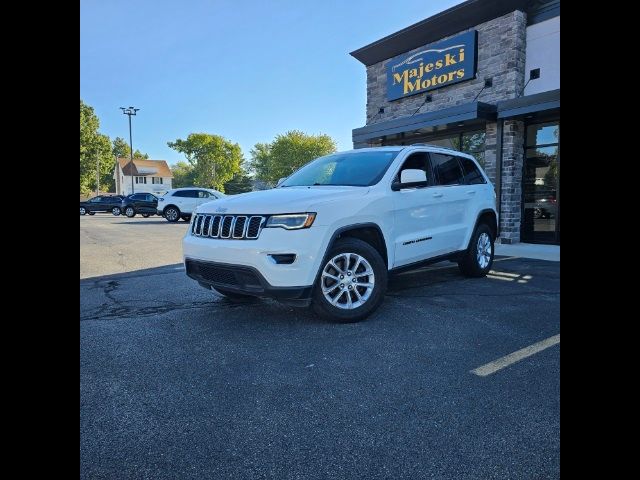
522;120;560;244
135;176;147;184
152;177;163;184
392;130;486;167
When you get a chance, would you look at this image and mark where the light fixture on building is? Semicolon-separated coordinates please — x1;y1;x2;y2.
472;78;493;101
378;107;385;114
426;95;432;103
520;68;541;97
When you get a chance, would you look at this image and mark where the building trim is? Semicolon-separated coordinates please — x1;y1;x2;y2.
352;101;496;144
349;0;527;66
496;89;559;119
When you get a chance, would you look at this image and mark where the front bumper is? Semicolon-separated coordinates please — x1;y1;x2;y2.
182;225;330;289
185;258;313;304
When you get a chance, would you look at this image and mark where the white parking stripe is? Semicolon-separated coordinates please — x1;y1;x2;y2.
470;334;560;377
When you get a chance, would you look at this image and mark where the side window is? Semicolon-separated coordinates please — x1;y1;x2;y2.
459;156;486;185
90;197;101;203
430;153;464;186
131;194;144;201
173;191;186;197
198;191;210;198
185;190;199;198
395;152;430;184
146;194;156;202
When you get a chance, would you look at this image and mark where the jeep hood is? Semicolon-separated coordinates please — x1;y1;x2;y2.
196;186;370;215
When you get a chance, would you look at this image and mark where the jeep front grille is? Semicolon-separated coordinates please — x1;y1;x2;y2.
191;214;265;240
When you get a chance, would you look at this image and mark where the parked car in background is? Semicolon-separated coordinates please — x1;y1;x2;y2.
157;187;226;222
80;195;125;216
120;193;159;218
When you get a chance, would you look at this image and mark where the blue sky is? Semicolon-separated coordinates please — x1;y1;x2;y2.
80;0;460;166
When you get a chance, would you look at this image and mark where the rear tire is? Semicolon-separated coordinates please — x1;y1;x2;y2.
212;287;258;302
80;207;86;215
164;206;180;222
181;215;191;222
112;207;121;216
88;212;95;215
125;206;136;218
142;213;150;218
458;223;494;277
312;237;387;323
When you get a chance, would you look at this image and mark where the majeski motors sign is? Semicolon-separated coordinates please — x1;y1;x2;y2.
386;30;477;101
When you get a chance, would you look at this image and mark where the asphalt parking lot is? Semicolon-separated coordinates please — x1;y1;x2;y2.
80;215;560;479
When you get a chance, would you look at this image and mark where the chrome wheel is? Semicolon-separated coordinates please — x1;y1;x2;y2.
166;208;178;221
112;207;121;216
321;252;375;310
80;207;86;215
125;207;135;217
476;232;492;269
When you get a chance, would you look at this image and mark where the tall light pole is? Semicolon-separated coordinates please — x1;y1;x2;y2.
120;106;140;194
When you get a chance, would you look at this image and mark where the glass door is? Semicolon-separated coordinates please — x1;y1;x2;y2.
522;121;560;244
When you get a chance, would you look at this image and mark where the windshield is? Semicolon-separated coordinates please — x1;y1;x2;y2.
280;150;401;187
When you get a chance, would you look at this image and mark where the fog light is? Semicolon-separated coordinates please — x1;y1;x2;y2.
269;254;296;265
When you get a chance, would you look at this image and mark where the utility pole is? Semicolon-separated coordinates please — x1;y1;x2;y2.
96;151;100;196
120;106;140;194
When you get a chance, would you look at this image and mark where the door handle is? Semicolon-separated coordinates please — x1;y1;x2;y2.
432;192;443;198
466;190;476;195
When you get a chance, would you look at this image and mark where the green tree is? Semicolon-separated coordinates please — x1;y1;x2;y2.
250;130;337;185
167;133;243;192
113;137;149;159
171;161;196;188
223;161;253;194
80;100;115;194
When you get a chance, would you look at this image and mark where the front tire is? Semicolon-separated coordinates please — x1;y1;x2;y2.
125;206;136;218
112;207;121;216
164;206;180;222
312;238;387;323
142;213;150;218
80;207;86;215
458;223;494;277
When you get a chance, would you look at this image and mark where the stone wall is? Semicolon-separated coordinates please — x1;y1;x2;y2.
364;10;527;124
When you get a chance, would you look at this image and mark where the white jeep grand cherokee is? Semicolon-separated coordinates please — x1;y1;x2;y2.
183;145;497;322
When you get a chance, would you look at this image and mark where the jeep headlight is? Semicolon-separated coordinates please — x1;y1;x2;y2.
265;213;316;230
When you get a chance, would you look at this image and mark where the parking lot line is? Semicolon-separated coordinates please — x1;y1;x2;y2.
470;334;560;377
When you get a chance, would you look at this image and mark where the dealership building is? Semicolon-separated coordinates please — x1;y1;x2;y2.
350;0;559;244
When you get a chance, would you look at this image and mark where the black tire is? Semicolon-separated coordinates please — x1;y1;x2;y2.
181;215;191;222
212;287;258;302
88;212;95;215
458;223;495;278
312;237;387;323
164;206;180;222
124;206;136;218
80;207;86;215
142;213;150;218
112;207;121;216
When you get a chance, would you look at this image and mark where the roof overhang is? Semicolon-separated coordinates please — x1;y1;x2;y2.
352;101;496;145
350;0;527;67
497;89;560;119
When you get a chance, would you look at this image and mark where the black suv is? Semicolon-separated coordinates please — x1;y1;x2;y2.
80;195;125;216
121;193;158;218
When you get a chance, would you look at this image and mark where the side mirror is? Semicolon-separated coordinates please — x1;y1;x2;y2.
276;177;286;187
392;169;428;191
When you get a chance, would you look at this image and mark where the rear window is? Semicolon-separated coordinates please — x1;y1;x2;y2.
459;157;486;185
430;153;464;186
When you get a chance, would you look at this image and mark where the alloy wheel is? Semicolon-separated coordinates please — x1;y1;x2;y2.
476;232;492;269
321;252;375;309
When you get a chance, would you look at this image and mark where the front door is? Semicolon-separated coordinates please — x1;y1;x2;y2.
522;120;560;244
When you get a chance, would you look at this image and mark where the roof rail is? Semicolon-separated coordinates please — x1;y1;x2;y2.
405;143;457;150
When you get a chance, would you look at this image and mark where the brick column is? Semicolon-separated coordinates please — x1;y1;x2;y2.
482;122;497;184
499;119;524;244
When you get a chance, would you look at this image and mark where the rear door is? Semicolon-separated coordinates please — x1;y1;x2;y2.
428;152;470;252
87;196;102;212
178;190;199;213
142;194;158;213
